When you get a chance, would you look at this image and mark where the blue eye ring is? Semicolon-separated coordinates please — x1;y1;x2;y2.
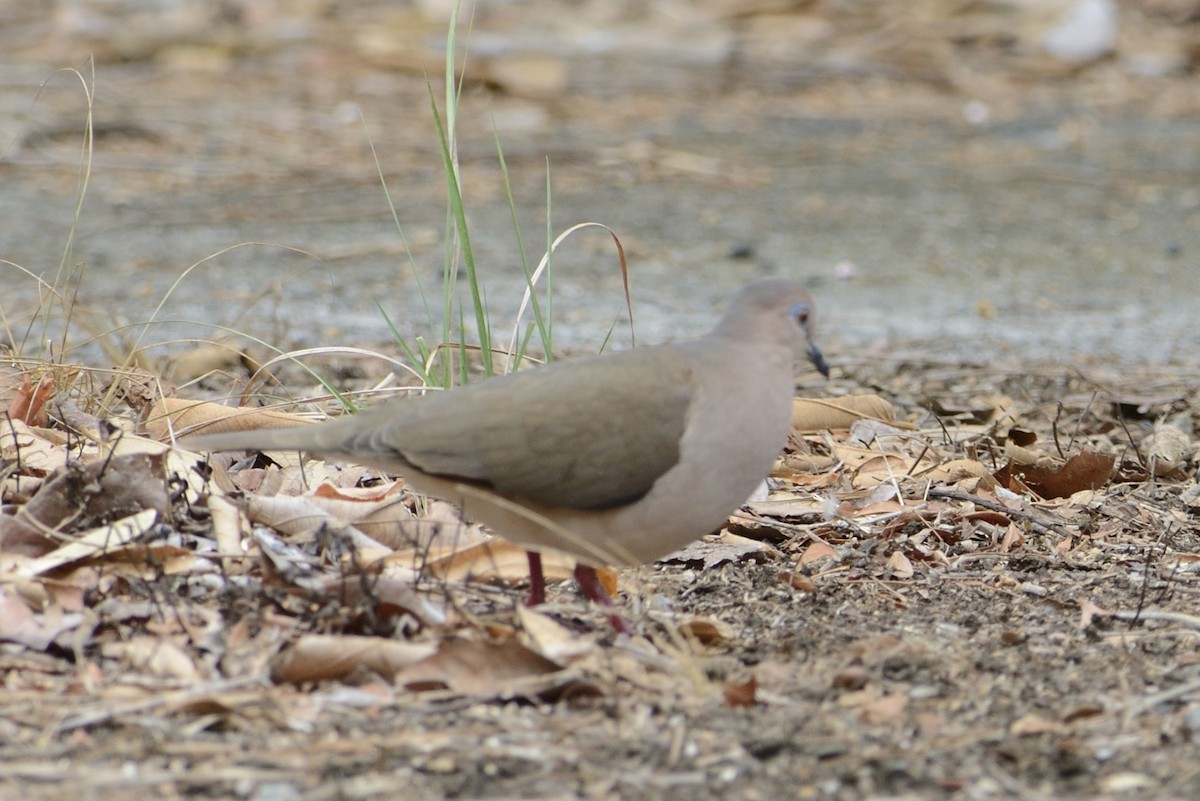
789;302;811;326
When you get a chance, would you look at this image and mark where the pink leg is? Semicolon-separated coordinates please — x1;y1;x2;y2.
525;550;546;607
573;564;632;635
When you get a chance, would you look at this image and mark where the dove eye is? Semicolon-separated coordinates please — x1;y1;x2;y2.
790;303;810;326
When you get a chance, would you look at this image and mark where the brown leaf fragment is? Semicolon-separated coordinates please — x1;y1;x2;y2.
6;372;56;426
317;574;446;628
994;449;1116;499
517;606;595;662
2;451;170;557
722;674;759;708
0;418;66;478
798;541;838;567
270;634;438;684
165;342;262;383
1010;713;1063;736
17;509;158;578
1005;427;1038;447
419;538;580;589
930;394;1012;424
664;531;777;568
792;394;901;433
999;522;1025;553
885;550;914;579
147;397;316;442
102;636;202;682
1145;424;1194;478
0;588;83;650
0;514;60;557
677;616;734;647
1105;390;1188;418
862;693;908;723
395;638;565;698
1077;600;1110;629
780;571;817;592
243;495;392;551
921;458;992;485
1063;703;1104;723
832;666;870;691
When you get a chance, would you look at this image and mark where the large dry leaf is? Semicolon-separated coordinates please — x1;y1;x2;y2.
208;493;245;554
164;342;261;383
15;508;159;578
146;397;316;441
1145;424;1193;478
316;575;447;628
269;634;438;684
5;372;56;426
242;494;391;550
0;418;67;477
885;550;914;579
0;587;83;650
664;531;778;568
994;448;1117;499
746;494;831;517
416;539;576;586
516;606;595;662
1;451;170;557
102;635;202;682
792;394;902;432
394;637;565;696
798;541;839;567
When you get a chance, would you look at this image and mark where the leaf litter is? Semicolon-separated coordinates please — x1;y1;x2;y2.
1;353;1199;800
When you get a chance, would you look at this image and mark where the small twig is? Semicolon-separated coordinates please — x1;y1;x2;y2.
1112;608;1200;631
925;487;1071;539
904;440;931;478
1068;389;1098;453
1124;673;1200;720
1112;411;1146;471
1051;401;1065;459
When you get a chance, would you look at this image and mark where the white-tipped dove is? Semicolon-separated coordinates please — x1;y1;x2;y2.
186;279;829;631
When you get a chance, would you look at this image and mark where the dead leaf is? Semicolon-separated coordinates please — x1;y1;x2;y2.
994;448;1116;499
517;606;594;662
418;539;578;588
1077;600;1110;629
0;588;83;650
1145;424;1193;478
798;541;838;566
17;509;158;578
885;550;914;579
395;638;565;697
316;574;447;628
723;675;758;708
780;571;817;592
677;616;734;647
862;693;908;723
998;522;1025;553
6;372;56;426
147;397;316;442
243;494;392;551
792;394;902;432
664;531;778;568
1010;713;1063;736
270;634;437;684
102;636;202;682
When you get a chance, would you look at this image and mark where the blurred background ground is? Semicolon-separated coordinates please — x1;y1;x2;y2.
2;0;1199;368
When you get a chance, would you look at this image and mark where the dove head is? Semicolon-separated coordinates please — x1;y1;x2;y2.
714;279;829;377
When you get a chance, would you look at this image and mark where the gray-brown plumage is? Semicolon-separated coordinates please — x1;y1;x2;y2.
186;279;828;621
